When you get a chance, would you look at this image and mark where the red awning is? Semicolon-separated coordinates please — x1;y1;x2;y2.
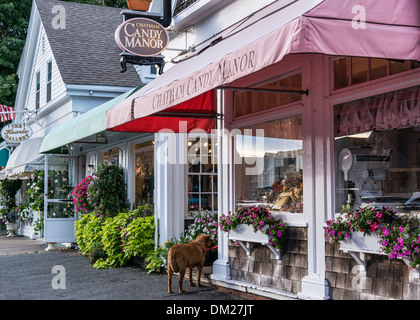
106;0;420;133
109;90;216;133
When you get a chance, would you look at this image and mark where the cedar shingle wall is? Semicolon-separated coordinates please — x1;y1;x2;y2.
228;227;419;299
326;241;420;300
228;227;308;294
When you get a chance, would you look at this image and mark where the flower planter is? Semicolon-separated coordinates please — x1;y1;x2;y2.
228;224;281;260
5;222;17;237
339;231;381;254
228;224;270;244
127;0;152;11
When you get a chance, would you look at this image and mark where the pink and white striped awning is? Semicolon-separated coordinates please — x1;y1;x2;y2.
106;0;420;133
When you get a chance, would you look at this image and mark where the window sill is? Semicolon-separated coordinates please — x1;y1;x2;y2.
271;211;307;227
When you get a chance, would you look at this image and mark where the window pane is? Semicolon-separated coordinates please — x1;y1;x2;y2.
370;58;387;80
234;73;302;118
189;175;199;192
187;135;218;211
188;194;202;210
47;82;51;103
36;72;40;91
235;114;303;212
278;78;290;105
188;137;201;173
255;91;266;112
47;61;52;82
334;86;420;215
201;175;213;192
290;73;302;102
234;92;245;117
334;58;350;90
134;141;154;206
390;60;410;75
351;57;368;85
103;149;119;166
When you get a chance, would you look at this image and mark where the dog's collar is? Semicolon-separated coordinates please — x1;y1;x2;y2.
203;245;218;251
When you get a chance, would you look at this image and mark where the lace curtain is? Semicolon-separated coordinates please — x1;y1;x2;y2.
335;86;420;137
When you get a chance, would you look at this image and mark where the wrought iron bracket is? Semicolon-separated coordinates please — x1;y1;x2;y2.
120;52;165;74
236;240;281;261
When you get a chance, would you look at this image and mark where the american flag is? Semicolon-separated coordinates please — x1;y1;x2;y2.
0;105;15;122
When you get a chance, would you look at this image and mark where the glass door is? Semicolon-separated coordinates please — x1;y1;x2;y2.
43;154;76;244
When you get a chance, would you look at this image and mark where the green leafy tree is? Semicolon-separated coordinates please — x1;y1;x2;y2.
0;0;127;109
0;1;32;107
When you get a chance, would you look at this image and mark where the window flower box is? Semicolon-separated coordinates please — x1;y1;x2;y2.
228;224;270;243
220;206;287;260
325;206;419;278
228;224;280;260
339;231;381;254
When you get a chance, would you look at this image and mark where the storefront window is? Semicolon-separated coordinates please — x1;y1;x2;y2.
334;85;420;214
188;135;217;211
333;57;419;90
134;141;154;206
102;148;120;166
235;114;303;213
234;73;302;117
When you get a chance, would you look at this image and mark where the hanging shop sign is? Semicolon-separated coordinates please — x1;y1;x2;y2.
1;123;33;143
115;17;169;56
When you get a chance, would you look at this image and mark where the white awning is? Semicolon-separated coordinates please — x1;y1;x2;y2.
5;137;45;179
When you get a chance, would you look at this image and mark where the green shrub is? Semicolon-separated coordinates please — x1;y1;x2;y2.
75;205;156;269
94;212;130;269
75;212;105;262
122;215;155;259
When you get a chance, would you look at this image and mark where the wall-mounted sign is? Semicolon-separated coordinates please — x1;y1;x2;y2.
115;17;169;57
1;123;33;143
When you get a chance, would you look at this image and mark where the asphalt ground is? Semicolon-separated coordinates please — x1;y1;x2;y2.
0;235;241;301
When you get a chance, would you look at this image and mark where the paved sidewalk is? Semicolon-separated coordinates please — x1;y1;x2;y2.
0;235;242;301
0;234;47;256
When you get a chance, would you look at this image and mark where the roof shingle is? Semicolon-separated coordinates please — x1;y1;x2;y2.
35;0;142;87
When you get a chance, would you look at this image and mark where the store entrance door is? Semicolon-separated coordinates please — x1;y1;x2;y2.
43;155;76;249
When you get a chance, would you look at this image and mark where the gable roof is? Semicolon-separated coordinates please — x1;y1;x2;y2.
35;0;142;87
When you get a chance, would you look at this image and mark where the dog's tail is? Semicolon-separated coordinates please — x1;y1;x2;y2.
167;248;179;273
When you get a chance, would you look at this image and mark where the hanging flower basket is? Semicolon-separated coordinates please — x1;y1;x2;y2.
127;0;153;11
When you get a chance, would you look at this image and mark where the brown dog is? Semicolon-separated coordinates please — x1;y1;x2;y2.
167;235;212;294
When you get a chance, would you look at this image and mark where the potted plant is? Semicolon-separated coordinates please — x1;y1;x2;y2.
126;0;153;11
219;206;287;250
0;207;17;237
86;162;129;217
17;203;33;222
